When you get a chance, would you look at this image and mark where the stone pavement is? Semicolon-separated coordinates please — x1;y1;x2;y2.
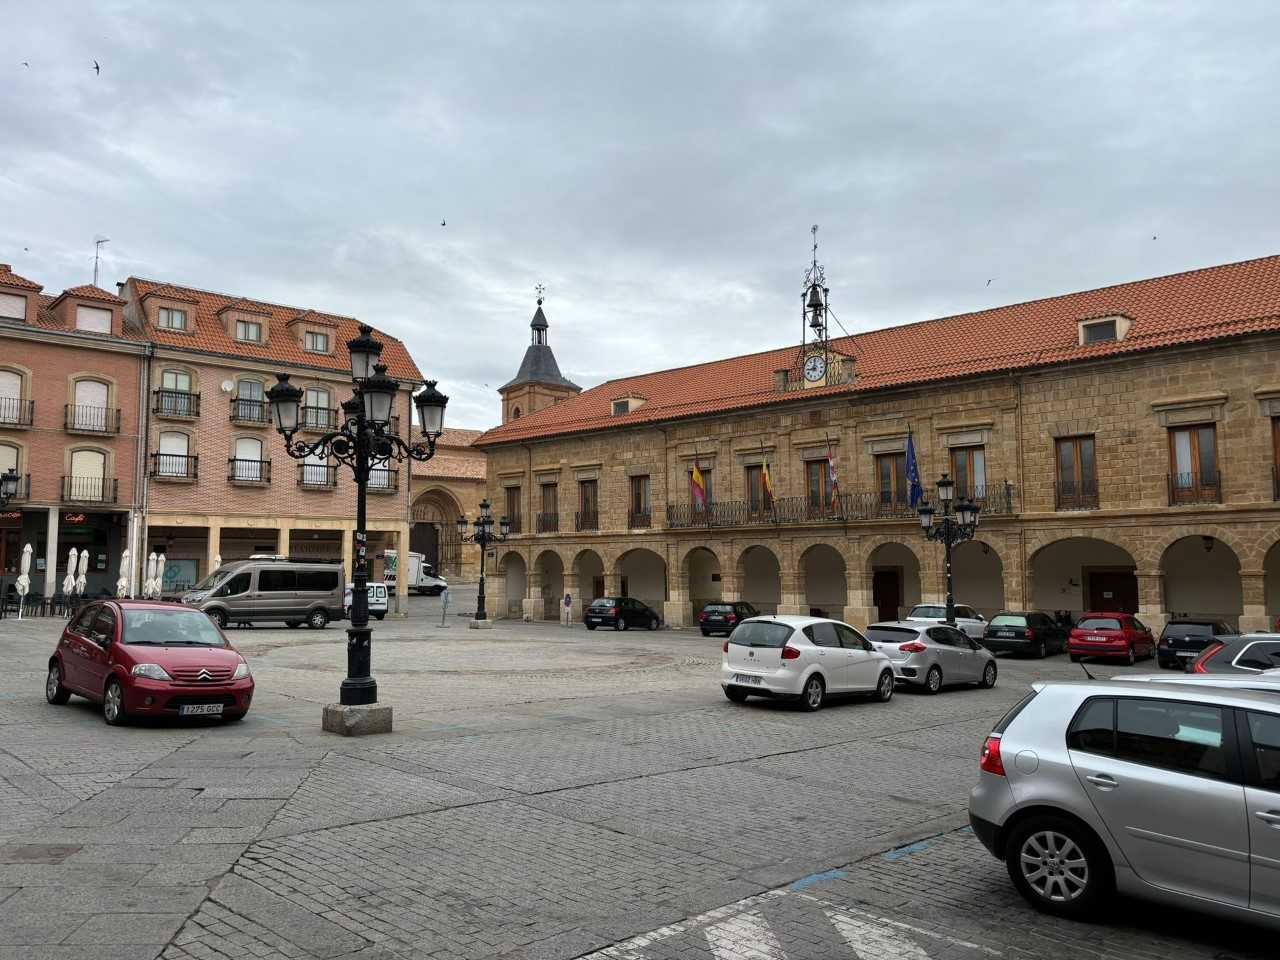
0;598;1270;959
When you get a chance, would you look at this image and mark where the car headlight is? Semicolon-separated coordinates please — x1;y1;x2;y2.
232;660;251;680
131;663;172;681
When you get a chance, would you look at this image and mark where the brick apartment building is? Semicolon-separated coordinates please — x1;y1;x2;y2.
0;262;462;608
476;256;1280;634
409;428;487;582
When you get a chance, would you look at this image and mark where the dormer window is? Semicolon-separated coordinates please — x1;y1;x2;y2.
158;307;188;331
304;331;330;353
236;319;263;343
1078;314;1129;346
612;400;630;416
0;293;24;321
75;305;112;333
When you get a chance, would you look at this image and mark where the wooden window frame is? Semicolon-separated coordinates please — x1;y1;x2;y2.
949;445;986;499
875;452;907;508
1054;435;1098;509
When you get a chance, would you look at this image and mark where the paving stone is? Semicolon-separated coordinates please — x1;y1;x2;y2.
62;912;189;944
207;873;366;958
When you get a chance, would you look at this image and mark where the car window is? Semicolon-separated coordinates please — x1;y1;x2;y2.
72;604;99;634
835;624;871;651
729;621;793;648
1132;618;1149;633
122;609;228;647
1077;617;1122;631
742;603;758;617
956;606;978;620
1216;622;1235;636
297;570;339;591
804;622;840;648
927;627;957;647
217;572;251;597
1236;642;1280;672
990;614;1028;628
1068;698;1115;754
258;569;296;592
1164;622;1213;637
910;605;946;619
704;604;732;613
994;689;1039;733
1115;698;1228;780
1248;713;1280;790
866;626;918;644
91;607;116;642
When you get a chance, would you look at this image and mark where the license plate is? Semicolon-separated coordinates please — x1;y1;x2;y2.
1176;650;1195;658
588;617;601;623
1087;636;1105;642
733;674;763;685
997;631;1015;638
179;703;224;716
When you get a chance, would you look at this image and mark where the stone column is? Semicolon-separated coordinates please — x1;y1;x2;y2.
487;556;506;621
43;506;59;597
846;570;876;628
720;572;740;602
278;526;291;558
391;524;410;618
920;550;946;604
664;563;688;629
563;572;581;624
777;570;805;616
1240;569;1269;633
206;523;221;580
1136;569;1167;636
605;572;623;596
522;565;543;621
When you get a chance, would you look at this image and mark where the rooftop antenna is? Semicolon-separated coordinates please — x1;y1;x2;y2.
93;237;110;287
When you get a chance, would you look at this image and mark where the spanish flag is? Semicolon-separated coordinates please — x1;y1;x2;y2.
691;457;707;510
761;457;775;507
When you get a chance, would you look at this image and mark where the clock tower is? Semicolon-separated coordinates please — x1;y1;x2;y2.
498;288;581;424
780;225;853;392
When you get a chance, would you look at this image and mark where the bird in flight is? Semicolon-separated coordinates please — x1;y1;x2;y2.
1152;235;1157;240
986;278;995;287
93;60;100;75
440;219;446;226
21;61;29;67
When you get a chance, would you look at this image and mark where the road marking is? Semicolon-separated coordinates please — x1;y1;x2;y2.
705;911;788;959
800;896;1001;957
826;910;931;959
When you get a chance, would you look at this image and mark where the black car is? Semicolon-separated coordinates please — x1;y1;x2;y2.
698;601;759;637
981;611;1068;658
584;596;661;631
1189;632;1280;673
1157;618;1239;669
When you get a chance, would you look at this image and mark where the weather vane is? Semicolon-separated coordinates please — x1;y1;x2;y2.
804;224;825;291
535;283;546;305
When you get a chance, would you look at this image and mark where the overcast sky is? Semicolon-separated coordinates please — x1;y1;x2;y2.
3;1;1278;428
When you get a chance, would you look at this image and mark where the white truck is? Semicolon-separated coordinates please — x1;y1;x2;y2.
383;549;449;596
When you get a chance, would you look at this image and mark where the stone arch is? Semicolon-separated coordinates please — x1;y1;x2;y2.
614;547;667;613
1029;536;1138;618
952;539;1005;618
1160;535;1243;627
1140;525;1252;572
736;544;781;614
682;546;723;622
572;548;606;604
497;549;527;620
533;548;566;620
866;541;922;622
799;543;846;619
411;486;464;577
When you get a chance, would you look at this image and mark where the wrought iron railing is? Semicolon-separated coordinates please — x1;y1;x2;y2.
1054;479;1099;510
536;511;559;533
152;389;200;418
0;397;34;427
227;458;271;483
1168;471;1221;506
230;397;269;424
368;467;399;492
300;405;338;431
150;453;198;479
298;463;338;488
61;475;118;503
628;509;652;529
507;514;523;535
576;511;599;531
64;404;121;434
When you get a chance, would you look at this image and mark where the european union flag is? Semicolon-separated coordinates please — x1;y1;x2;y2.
906;429;924;508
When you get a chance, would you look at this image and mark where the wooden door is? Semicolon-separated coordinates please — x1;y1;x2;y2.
872;569;901;622
1088;571;1138;614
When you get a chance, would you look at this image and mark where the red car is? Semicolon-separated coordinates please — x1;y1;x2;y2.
45;600;254;725
1067;611;1156;665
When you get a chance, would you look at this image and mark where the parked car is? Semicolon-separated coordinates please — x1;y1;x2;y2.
865;621;998;693
698;601;759;637
344;582;388;621
906;603;987;640
1068;612;1156;664
1190;632;1280;674
1117;671;1280;694
721;616;894;711
181;557;344;629
46;600;254;725
982;611;1069;658
970;678;1280;928
1157;618;1239;670
584;596;661;631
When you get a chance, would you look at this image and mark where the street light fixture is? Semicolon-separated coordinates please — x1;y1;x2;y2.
267;324;448;712
456;498;509;624
0;468;20;504
915;472;980;626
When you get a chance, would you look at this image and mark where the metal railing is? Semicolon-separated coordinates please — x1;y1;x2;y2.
298;463;338;488
576;510;599;531
0;397;34;427
1168;471;1222;506
300;406;338;431
628;509;652;529
150;453;198;479
227;458;271;483
505;515;523;534
1054;479;1099;511
368;466;399;492
64;404;121;434
536;511;559;533
152;389;200;418
61;475;118;503
229;397;269;424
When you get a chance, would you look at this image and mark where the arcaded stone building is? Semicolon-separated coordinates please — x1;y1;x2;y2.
475;255;1280;634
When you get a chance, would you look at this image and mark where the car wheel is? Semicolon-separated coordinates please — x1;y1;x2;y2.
1125;644;1135;666
1069;653;1081;663
925;665;943;695
1035;640;1047;659
209;608;228;629
586;624;596;631
800;674;825;711
102;678;127;726
615;618;628;632
45;661;70;705
981;661;998;688
223;712;246;723
286;620;302;629
307;609;329;629
724;686;749;703
874;670;895;702
648;616;659;631
701;630;711;637
375;613;385;621
1005;815;1113;920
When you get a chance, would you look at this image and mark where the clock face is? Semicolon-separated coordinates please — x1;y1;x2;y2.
803;353;827;382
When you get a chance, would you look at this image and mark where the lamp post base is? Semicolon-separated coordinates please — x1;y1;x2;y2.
467;618;493;630
322;702;393;736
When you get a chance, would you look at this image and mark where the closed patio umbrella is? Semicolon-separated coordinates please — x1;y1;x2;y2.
116;548;130;598
144;552;157;599
15;543;30;619
155;552;167;599
75;548;89;596
62;548;77;596
213;554;221;572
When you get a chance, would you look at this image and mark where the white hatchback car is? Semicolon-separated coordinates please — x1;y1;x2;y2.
720;615;896;711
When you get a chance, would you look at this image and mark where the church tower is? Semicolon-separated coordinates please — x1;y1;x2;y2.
499;289;580;424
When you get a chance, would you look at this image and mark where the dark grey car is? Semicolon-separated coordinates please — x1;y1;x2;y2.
1191;632;1280;674
1157;618;1239;670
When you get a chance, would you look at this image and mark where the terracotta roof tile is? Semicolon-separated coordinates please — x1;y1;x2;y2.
0;264;42;292
413;453;486;482
476;253;1280;446
54;284;126;305
129;278;422;381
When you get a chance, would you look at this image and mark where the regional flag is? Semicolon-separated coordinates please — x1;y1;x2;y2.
906;428;924;508
826;443;840;510
691;458;707;511
761;457;775;507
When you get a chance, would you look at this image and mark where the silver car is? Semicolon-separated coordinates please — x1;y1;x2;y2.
866;621;997;693
905;602;988;640
970;679;1280;928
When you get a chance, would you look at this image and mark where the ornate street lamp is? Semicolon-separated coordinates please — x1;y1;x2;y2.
0;468;20;505
916;472;980;626
456;498;509;625
267;324;448;714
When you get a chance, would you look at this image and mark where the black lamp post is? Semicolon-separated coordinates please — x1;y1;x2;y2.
267;325;448;706
456;498;509;623
916;472;981;626
0;468;19;505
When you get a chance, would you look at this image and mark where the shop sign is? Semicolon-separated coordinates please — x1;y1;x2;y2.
62;513;89;524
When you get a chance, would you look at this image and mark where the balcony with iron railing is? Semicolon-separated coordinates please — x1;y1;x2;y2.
536;511;559;533
150;452;198;481
227;458;271;484
1054;479;1099;511
152;389;200;419
298;462;338;489
627;509;652;529
576;510;599;532
506;514;523;535
229;396;270;425
64;404;121;435
300;406;339;432
1168;471;1222;506
0;397;34;428
368;466;399;493
61;475;118;503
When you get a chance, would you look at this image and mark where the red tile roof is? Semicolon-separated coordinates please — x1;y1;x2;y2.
414;453;487;482
128;278;422;381
27;293;147;340
0;264;42;292
54;284;126;306
476;253;1280;447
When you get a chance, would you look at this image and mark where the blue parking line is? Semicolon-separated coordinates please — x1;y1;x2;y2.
789;869;846;890
883;840;931;861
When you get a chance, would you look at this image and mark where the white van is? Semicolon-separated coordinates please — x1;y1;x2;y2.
344;582;389;621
